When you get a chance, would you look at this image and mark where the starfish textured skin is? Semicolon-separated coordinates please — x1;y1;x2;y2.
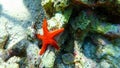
36;18;64;55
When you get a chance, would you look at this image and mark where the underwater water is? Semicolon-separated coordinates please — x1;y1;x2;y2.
0;0;120;68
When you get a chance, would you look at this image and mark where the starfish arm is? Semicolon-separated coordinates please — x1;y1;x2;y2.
50;28;64;38
43;18;49;35
35;34;43;39
39;43;47;55
49;39;60;50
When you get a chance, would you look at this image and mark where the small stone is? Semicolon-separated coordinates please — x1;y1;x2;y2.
62;53;74;64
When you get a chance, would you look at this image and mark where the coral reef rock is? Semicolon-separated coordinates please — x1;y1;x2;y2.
0;0;120;68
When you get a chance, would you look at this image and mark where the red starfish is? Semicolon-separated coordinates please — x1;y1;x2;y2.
36;18;64;55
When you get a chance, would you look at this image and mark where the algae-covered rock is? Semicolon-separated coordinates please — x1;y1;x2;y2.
74;51;97;68
90;34;120;67
73;40;97;68
70;11;92;30
83;40;96;59
41;0;55;16
105;56;120;68
97;55;120;68
45;7;72;31
92;35;120;58
91;20;120;37
89;35;120;68
53;0;70;11
47;10;72;30
41;0;70;16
